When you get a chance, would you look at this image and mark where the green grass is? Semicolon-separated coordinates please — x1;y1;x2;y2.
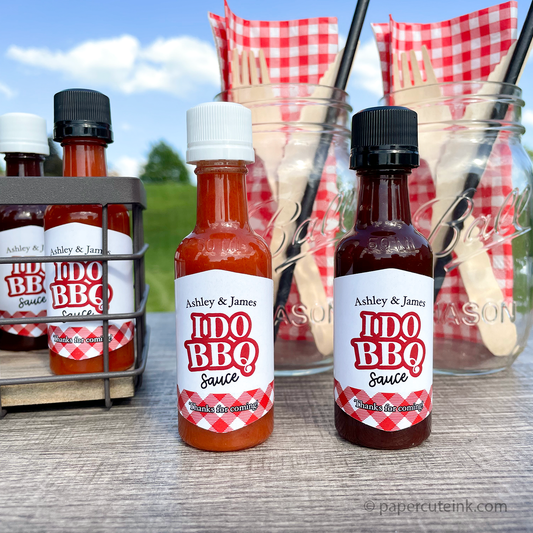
143;183;197;312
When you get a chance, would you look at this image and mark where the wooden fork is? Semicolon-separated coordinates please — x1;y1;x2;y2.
231;48;270;87
392;46;441;102
392;45;452;185
230;48;284;200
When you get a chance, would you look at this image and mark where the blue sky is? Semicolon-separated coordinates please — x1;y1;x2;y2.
0;0;532;176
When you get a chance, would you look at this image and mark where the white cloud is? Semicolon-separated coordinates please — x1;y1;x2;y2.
338;33;347;51
349;39;383;96
0;81;15;98
110;156;144;177
523;109;533;127
7;34;220;97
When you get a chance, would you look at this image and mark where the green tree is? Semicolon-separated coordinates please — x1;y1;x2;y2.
140;140;190;184
44;136;63;176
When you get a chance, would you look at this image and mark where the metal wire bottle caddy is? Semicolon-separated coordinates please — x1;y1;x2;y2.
0;176;149;416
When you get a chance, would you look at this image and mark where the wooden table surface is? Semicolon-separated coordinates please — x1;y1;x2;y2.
1;313;532;533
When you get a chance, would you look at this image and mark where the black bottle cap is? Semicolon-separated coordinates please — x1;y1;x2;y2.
350;106;418;170
54;88;113;144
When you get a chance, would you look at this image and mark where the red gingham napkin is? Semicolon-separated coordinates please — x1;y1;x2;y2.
209;11;230;91
208;1;338;91
372;2;517;95
371;3;517;346
208;2;340;345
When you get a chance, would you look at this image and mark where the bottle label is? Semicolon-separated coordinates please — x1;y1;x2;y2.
45;223;134;359
334;269;433;431
0;226;47;337
175;270;274;433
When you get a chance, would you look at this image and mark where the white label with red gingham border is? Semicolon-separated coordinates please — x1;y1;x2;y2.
334;269;433;432
175;270;274;433
0;225;47;337
45;222;134;360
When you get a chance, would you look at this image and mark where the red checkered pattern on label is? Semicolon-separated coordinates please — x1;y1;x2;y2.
372;2;517;95
247;155;338;343
0;309;47;337
410;139;514;344
209;1;338;91
178;380;274;433
48;321;134;360
335;379;432;432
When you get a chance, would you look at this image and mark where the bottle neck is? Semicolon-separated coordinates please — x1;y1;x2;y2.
195;161;250;229
4;153;45;177
62;137;108;177
354;169;413;228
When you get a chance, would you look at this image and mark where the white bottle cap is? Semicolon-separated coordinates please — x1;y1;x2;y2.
0;112;50;156
186;102;254;164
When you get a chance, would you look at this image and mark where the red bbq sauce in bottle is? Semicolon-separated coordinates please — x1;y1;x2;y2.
45;89;134;374
175;102;274;451
334;107;433;449
0;113;49;351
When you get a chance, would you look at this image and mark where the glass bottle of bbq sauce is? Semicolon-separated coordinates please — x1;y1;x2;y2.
175;102;274;451
0;113;49;351
45;89;134;375
334;107;433;450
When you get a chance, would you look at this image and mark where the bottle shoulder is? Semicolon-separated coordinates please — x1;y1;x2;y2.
175;227;272;279
338;222;430;250
0;205;45;230
44;204;130;235
336;223;432;278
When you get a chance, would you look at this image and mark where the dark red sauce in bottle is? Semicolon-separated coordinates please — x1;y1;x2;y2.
0;112;49;351
334;107;433;449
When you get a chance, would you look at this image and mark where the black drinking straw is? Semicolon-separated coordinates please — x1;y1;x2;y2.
273;0;370;339
433;1;533;300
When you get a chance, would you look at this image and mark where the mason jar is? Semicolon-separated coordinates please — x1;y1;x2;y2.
389;81;532;374
217;84;353;374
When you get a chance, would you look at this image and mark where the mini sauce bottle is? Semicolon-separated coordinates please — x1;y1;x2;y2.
45;89;134;374
334;107;433;449
175;102;274;451
0;113;49;351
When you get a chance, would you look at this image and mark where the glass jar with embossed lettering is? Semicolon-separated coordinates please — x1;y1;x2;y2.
389;81;532;374
217;84;353;374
